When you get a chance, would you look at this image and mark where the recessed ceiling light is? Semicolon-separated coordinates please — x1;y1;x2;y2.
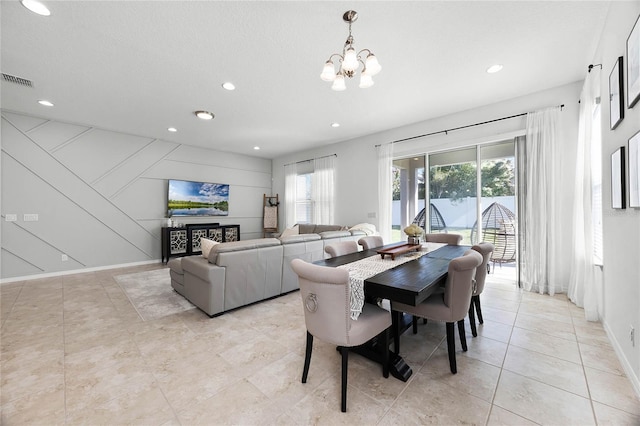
331;122;340;128
21;0;51;16
37;99;54;107
222;82;236;91
253;146;260;150
486;64;503;74
167;127;177;132
194;110;214;120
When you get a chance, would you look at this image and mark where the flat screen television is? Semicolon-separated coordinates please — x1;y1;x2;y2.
168;179;229;217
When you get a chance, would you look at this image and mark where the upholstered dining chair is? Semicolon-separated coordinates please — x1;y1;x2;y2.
357;236;384;250
412;232;463;333
423;233;463;245
324;241;359;258
291;258;391;412
468;242;494;337
391;249;482;374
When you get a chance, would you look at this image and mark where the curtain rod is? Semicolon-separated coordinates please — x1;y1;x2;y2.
283;153;336;167
375;104;565;147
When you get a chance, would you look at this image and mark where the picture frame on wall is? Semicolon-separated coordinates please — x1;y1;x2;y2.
609;56;624;130
611;146;626;209
627;14;640;108
629;131;640;208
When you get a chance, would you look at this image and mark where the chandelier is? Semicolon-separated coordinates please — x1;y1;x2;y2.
320;10;381;91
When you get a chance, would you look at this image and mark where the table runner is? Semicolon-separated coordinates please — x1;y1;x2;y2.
339;242;447;320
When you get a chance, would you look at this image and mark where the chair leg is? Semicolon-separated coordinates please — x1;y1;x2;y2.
412;316;418;334
458;319;467;352
340;346;349;412
423;318;428;325
445;322;457;374
474;295;484;324
302;331;313;383
468;301;477;337
382;328;389;379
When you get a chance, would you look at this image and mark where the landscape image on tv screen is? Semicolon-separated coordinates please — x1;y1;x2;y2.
168;179;229;216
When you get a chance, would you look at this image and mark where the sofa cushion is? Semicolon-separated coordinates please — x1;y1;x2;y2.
280;233;321;244
314;224;346;233
297;224;317;234
200;238;219;258
318;230;351;239
208;238;282;263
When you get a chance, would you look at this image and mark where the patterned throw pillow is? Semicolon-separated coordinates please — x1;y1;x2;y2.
200;238;219;258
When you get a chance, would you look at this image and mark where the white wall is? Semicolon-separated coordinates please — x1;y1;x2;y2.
594;1;640;395
0;111;272;280
273;80;579;238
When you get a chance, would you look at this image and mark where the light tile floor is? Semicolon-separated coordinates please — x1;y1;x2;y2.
1;263;639;425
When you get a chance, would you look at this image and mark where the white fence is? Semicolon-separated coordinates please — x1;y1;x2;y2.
393;196;516;229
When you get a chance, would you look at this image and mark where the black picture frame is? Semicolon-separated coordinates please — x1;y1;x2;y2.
611;146;626;209
629;131;640;208
609;56;624;130
627;14;640;108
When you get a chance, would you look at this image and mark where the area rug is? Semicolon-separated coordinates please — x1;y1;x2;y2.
114;268;196;321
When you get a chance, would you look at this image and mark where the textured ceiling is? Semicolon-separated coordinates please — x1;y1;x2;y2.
1;1;610;159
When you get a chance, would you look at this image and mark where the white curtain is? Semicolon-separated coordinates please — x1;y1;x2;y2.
377;143;393;244
284;163;297;227
568;69;602;321
312;155;335;224
519;107;566;294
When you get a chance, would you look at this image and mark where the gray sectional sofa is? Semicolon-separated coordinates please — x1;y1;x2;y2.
167;225;368;317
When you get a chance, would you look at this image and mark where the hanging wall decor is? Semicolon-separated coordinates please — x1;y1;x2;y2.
629;131;640;208
611;146;626;209
627;14;640;108
609;56;624;130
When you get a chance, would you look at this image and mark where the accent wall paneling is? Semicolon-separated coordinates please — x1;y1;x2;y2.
0;110;273;280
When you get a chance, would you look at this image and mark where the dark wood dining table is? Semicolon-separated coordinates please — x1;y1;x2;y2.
315;242;471;381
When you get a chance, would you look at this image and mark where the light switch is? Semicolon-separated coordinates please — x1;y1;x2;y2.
5;214;17;222
24;214;39;221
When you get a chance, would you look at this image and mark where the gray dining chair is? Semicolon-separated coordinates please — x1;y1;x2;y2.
412;232;463;333
423;233;463;245
468;242;494;337
324;241;359;258
392;249;482;374
358;236;384;250
291;258;391;412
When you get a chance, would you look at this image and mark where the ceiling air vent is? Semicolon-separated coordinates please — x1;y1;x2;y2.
2;73;33;87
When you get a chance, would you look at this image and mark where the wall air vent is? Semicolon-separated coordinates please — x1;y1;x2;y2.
1;73;33;87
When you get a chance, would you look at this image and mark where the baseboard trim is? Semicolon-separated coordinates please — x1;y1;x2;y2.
603;319;640;399
0;259;162;285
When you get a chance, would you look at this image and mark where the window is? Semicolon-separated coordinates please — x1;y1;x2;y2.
295;173;313;223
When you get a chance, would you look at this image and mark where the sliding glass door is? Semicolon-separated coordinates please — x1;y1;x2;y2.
393;140;516;278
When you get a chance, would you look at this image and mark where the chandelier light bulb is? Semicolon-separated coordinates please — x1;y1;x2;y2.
331;74;347;91
320;61;336;81
359;73;374;88
342;48;359;72
365;54;381;75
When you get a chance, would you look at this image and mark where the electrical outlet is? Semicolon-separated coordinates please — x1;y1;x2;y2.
23;214;39;221
630;325;635;347
5;214;17;222
367;212;377;218
61;254;68;262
